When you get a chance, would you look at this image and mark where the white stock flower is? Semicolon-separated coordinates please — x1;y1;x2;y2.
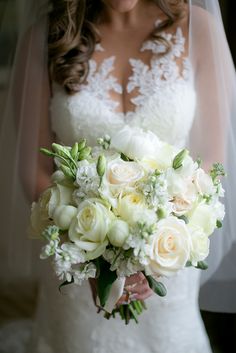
111;126;162;160
188;203;217;236
108;220;129;247
188;226;210;266
117;193;157;226
68;199;113;258
146;217;191;277
74;160;100;201
193;168;215;195
213;201;225;221
53;205;77;230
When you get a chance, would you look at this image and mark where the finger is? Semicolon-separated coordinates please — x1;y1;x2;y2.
134;289;153;301
127;283;150;295
125;273;145;286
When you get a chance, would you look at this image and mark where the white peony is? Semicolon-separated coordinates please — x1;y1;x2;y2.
68;199;113;258
111;126;162;160
117;193;157;226
155;143;179;171
188;203;217;236
108;220;129;247
193;168;215;195
189;225;210;266
146;217;191;277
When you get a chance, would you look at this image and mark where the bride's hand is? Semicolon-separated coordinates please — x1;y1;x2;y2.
117;272;153;305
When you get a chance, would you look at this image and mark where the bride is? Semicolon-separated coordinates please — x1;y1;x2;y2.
1;0;236;352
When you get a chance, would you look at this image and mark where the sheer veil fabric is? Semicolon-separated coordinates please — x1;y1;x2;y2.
0;0;236;311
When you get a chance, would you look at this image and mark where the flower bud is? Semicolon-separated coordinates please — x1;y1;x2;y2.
108;220;129;247
53;205;77;230
78;147;91;161
97;155;106;177
78;139;87;152
172;149;189;170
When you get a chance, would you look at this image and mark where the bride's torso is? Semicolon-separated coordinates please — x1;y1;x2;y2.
35;16;212;353
50;18;196;149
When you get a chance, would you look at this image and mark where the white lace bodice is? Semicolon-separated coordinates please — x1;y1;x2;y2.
50;26;196;149
29;25;212;353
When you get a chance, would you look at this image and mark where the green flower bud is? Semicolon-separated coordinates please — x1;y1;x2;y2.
71;142;79;160
60;165;75;179
40;148;55;157
52;143;71;158
78;147;92;161
97;155;106;177
172;149;189;170
78;139;87;152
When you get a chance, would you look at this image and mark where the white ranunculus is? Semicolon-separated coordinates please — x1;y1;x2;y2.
189;203;217;236
146;217;191;277
108;220;129;247
189;225;210;266
68;199;113;258
117;193;157;225
53;205;77;230
111;126;162;160
193;168;215;195
107;158;144;186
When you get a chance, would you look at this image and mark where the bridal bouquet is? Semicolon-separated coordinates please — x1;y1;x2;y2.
30;126;225;324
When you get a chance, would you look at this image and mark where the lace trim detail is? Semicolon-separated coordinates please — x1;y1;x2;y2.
81;57;122;111
84;27;191;114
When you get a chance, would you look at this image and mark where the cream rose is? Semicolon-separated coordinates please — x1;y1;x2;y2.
189;225;210;266
188;203;217;236
193;168;215;195
68;199;113;259
117;193;157;225
111;126;162;160
108;220;129;247
107;158;144;186
146;217;191;277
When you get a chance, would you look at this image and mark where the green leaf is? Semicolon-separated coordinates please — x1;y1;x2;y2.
96;258;117;307
216;220;223;228
40;148;55;157
145;274;167;297
195;261;208;270
120;153;133;161
178;215;189;224
185;260;192;267
59;277;74;293
172;149;189;170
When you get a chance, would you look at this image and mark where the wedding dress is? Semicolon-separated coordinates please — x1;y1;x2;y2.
28;25;212;353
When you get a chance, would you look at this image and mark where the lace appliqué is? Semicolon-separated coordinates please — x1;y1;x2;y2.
81;57;122;111
127;27;191;108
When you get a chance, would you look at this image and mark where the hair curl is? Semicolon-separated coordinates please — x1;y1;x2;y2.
48;0;186;94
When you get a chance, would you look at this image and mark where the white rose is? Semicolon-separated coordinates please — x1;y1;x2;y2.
108;220;129;247
48;184;75;218
107;158;144;186
53;205;77;230
189;203;217;236
171;182;198;216
111;126;162;160
117;193;157;225
189;225;210;266
146;217;191;277
68;199;113;258
193;168;215;195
